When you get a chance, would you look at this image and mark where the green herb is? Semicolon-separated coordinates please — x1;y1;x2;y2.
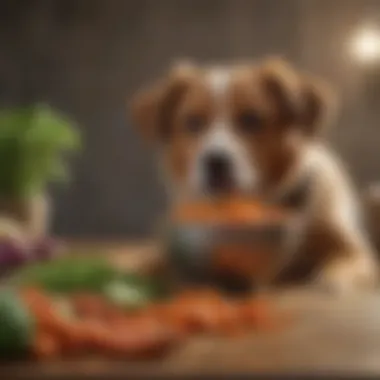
11;254;171;303
0;104;80;198
11;256;116;293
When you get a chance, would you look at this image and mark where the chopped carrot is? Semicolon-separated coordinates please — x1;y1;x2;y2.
172;197;288;224
102;316;178;359
151;290;231;335
78;320;113;351
238;297;276;330
32;332;60;360
20;284;289;361
71;293;109;319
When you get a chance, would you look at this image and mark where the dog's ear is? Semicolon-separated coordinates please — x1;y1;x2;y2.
299;75;337;136
260;58;337;136
260;57;302;126
130;61;197;142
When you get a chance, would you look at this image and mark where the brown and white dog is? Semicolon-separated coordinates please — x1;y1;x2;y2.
131;58;378;293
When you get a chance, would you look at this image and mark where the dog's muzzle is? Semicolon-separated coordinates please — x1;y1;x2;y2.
203;152;233;194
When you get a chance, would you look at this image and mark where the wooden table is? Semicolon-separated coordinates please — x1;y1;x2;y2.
3;242;380;378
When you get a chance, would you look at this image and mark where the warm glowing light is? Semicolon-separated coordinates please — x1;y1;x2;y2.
350;27;380;64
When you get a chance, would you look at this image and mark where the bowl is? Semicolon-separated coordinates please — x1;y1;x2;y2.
164;198;299;293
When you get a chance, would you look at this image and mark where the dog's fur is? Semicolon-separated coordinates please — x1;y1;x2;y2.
131;58;378;293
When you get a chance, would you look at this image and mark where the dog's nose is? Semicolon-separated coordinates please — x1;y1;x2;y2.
203;152;232;192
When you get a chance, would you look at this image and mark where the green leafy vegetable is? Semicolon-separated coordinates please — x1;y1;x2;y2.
11;256;116;293
0;104;80;198
11;255;169;300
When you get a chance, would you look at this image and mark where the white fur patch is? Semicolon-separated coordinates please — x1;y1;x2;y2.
206;68;231;101
188;68;257;195
303;144;359;228
271;143;373;271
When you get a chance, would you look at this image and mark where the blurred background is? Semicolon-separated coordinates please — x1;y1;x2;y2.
0;0;380;239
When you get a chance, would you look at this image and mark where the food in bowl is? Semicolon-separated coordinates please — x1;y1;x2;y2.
166;197;296;291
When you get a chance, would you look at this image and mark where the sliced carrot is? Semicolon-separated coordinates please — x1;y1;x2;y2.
32;331;60;360
102;315;178;359
238;297;276;330
71;293;109;319
172;197;288;224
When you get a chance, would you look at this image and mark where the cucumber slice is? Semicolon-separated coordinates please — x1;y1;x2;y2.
103;280;151;309
0;289;34;358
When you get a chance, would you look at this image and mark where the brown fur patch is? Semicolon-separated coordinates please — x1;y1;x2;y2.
131;63;203;142
300;75;337;136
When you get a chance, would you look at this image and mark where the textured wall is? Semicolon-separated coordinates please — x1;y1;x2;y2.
0;0;379;238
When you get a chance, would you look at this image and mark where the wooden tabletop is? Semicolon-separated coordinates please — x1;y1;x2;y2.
3;242;380;378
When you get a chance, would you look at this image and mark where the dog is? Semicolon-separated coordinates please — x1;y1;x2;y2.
131;58;378;293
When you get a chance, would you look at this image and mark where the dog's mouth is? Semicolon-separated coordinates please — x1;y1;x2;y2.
206;172;234;194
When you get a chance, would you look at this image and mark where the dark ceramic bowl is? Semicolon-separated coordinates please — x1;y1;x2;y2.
165;215;300;293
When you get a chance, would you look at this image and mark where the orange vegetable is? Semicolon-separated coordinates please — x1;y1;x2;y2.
71;293;110;319
19;288;66;333
151;290;233;335
20;284;287;361
172;197;287;225
19;287;52;312
214;300;245;336
97;314;178;359
238;297;276;330
78;320;113;351
32;332;60;360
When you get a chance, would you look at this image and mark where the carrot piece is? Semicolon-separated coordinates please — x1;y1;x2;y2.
238;297;277;330
71;293;109;319
32;332;60;360
172;197;288;224
101;315;178;359
151;290;231;335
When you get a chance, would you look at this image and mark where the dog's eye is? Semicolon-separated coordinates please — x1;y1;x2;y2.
183;114;206;134
237;111;262;133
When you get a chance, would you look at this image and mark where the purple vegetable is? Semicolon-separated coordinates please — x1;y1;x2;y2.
0;239;30;269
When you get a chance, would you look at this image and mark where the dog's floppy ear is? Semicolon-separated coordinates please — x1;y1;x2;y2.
130;61;197;142
260;57;337;136
260;57;302;126
299;75;337;136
